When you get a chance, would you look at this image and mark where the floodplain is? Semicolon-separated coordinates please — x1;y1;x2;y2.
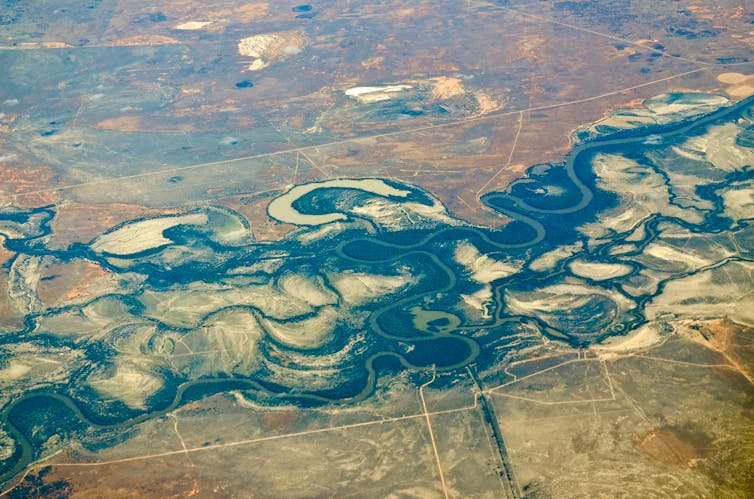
1;0;753;497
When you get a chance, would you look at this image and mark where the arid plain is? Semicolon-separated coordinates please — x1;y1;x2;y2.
1;1;753;497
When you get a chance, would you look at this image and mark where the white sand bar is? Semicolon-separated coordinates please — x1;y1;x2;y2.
591;322;664;355
174;21;213;30
345;85;412;103
454;241;518;283
268;178;411;226
92;213;208;255
569;260;632;281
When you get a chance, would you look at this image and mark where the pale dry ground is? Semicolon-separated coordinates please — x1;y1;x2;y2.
717;72;754;98
327;271;414;306
7;327;749;497
486;335;753;497
90;213;208;255
3;0;753;235
2;1;754;496
267;178;410;226
568;260;633;281
258;306;338;350
88;362;163;411
454;241;519;283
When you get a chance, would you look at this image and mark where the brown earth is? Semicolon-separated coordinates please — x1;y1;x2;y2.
636;426;712;467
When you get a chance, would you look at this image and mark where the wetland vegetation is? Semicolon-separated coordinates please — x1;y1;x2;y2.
2;92;753;487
